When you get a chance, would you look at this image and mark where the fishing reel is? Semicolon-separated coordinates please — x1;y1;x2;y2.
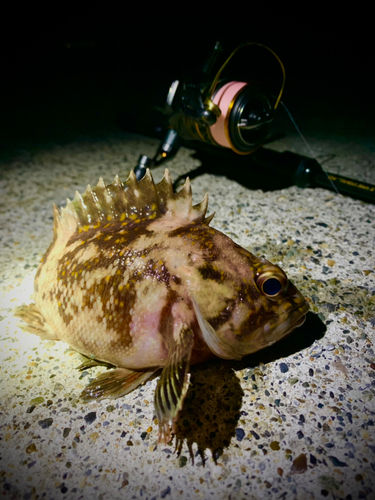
134;41;286;179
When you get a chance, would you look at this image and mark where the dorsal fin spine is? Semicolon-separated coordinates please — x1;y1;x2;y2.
113;175;121;187
56;169;214;239
97;177;106;189
193;192;209;217
182;177;192;196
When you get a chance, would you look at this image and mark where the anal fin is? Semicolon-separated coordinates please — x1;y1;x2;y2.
14;303;59;340
76;357;116;371
154;324;194;443
81;368;156;400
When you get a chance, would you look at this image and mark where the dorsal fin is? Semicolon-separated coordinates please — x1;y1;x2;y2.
54;169;213;238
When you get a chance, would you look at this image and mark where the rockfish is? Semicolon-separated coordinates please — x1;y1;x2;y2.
16;169;309;441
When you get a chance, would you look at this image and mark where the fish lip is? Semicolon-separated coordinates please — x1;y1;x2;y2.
233;299;310;357
273;299;310;337
278;303;308;337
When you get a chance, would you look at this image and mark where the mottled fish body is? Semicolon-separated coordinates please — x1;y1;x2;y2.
16;169;309;441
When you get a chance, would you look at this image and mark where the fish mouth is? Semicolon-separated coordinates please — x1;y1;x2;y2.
233;299;310;357
278;301;309;336
265;299;310;342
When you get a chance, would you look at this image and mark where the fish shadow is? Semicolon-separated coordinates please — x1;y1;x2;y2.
174;312;325;463
174;360;244;465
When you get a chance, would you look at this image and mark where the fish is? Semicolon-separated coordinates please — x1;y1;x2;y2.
15;168;309;442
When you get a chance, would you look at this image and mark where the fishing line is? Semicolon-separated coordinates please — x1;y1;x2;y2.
280;101;340;195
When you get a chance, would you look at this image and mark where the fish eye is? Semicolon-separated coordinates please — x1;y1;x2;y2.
256;270;287;299
262;278;283;296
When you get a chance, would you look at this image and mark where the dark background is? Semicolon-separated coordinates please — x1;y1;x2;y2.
1;10;373;162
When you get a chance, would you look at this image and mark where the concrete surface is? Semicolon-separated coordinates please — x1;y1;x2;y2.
0;125;374;499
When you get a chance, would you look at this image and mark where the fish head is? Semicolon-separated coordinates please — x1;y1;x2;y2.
193;257;310;360
239;258;309;349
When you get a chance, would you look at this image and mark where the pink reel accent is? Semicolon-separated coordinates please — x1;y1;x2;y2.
209;81;247;148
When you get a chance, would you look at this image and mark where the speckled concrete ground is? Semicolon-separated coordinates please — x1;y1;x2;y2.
0;132;374;500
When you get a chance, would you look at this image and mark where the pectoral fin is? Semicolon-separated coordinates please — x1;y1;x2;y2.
81;368;156;400
14;303;59;340
154;324;194;443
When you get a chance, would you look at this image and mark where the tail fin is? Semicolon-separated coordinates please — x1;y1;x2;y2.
14;303;59;340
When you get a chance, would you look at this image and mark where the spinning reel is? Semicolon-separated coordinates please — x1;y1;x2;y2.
134;41;285;178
